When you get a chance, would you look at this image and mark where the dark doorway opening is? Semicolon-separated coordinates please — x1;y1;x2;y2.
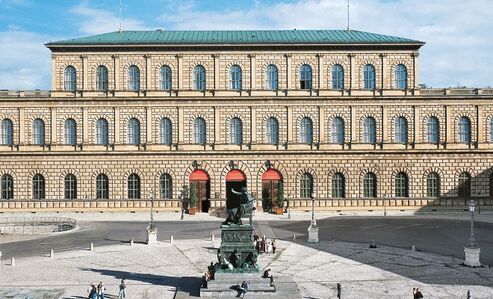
226;181;247;209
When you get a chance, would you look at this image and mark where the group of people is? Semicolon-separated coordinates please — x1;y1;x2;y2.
87;279;127;299
253;234;277;255
201;262;217;288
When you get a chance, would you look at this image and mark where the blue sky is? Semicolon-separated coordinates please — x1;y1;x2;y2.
0;0;492;89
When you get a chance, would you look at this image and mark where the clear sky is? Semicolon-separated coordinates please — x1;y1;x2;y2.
0;0;492;90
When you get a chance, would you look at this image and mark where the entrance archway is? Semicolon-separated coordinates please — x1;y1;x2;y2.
225;169;247;209
189;169;210;213
262;169;283;211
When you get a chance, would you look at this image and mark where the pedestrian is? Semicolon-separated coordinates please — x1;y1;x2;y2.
261;237;266;253
413;287;424;299
208;262;215;280
237;280;248;298
87;283;97;299
97;281;105;299
272;239;277;254
266;240;272;255
118;279;127;298
255;240;260;254
263;268;274;286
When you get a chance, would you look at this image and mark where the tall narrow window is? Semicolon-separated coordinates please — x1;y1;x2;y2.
96;118;109;145
427;172;440;198
127;65;140;91
332;64;344;90
300;117;313;144
127;173;141;199
458;116;471;143
458;172;471;198
331;117;345;144
32;174;45;200
160;173;172;199
394;64;407;89
230;65;242;90
193;65;206;91
194;117;206;144
363;172;377;198
300;64;312;90
64;66;76;92
363;64;376;90
160;118;172;145
96;174;109;199
32;118;45;145
266;117;279;145
1;174;13;199
229;117;243;145
427;117;439;144
395;116;408;144
332;173;345;198
159;65;172;91
96;65;108;91
299;173;313;198
395;172;409;197
363;117;377;144
127;118;141;145
64;118;77;145
1;119;13;145
64;174;77;199
265;64;278;90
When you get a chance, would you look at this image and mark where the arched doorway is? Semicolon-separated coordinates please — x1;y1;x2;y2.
262;169;283;212
189;169;210;213
225;169;247;209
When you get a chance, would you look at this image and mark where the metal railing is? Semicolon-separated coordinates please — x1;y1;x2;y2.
0;217;76;234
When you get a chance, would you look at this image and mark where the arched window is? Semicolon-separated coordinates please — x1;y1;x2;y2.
160;173;172;199
194;117;206;144
127;173;140;199
64;66;76;92
32;174;45;200
363;117;377;144
64;174;77;199
395;172;409;197
427;172;440;198
159;65;172;91
394;64;407;89
331;117;345;144
363;64;376;90
64;118;77;145
363;172;377;198
1;119;13;145
96;65;108;91
300;117;313;144
332;173;345;198
458;172;471;198
127;65;140;91
127;118;141;145
299;173;313;198
265;64;278;90
32;118;45;145
332;64;344;90
1;174;13;199
160;118;172;145
266;117;279;145
427;117;439;144
96;174;109;199
96;118;109;145
395;117;408;144
230;65;242;90
193;65;206;91
458;116;471;143
300;64;312;90
229;117;242;145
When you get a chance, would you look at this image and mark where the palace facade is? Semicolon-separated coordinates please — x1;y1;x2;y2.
1;29;493;212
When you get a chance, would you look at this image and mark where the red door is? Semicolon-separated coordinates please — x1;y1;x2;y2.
190;170;210;212
262;169;283;210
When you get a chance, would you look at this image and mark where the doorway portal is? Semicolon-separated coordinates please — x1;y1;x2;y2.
261;169;283;211
225;169;247;209
189;169;210;213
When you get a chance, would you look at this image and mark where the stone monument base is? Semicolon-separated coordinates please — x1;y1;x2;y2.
146;224;158;245
464;247;481;267
307;224;319;243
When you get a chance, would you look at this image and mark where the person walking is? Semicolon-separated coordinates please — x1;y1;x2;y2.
87;283;97;299
272;239;277;254
413;287;424;299
118;279;127;298
97;281;105;299
266;240;272;255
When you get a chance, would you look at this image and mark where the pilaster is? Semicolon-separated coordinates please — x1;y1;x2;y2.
316;53;324;90
350;106;356;143
213;54;220;90
83;108;89;143
146;107;152;144
445;105;452;143
214;107;220;144
81;55;88;91
380;53;387;90
145;54;152;90
382;105;388;143
477;105;483;143
50;108;57;144
51;56;57;91
18;108;25;145
178;107;184;143
112;55;120;91
319;106;325;143
250;107;256;143
348;53;355;91
114;107;120;144
287;106;293;142
412;52;420;89
285;54;292;89
248;54;256;90
176;54;183;89
414;105;419;143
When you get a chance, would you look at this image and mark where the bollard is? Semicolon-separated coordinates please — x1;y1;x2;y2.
293;234;296;240
0;251;2;266
210;233;215;242
11;257;15;266
90;243;94;251
411;245;416;253
130;238;134;246
170;235;174;243
369;240;377;248
50;249;54;258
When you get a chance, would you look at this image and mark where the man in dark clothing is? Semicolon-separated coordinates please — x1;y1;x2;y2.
413;288;424;299
237;281;248;298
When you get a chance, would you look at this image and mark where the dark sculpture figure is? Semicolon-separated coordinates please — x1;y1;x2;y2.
223;187;254;225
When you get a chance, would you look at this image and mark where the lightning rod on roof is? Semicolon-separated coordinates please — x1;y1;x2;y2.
119;0;123;32
347;0;350;30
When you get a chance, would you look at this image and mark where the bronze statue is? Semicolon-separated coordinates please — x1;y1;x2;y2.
223;187;254;225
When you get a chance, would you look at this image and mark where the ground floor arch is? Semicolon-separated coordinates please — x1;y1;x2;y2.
225;169;247;209
262;169;283;211
189;169;210;212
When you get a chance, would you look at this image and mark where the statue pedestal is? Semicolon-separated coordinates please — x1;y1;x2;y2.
216;224;258;273
464;247;481;267
307;224;319;243
146;224;158;245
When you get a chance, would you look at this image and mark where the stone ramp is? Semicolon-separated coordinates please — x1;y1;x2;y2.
0;288;64;299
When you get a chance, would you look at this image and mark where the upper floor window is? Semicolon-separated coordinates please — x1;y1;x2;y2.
1;119;13;145
127;118;141;145
427;117;439;144
230;65;242;90
1;174;13;200
96;173;109;199
332;173;345;198
458;172;471;198
363;117;377;144
64;174;77;199
265;64;278;90
64;118;77;145
395;116;408;144
300;117;313;144
194;117;206;145
160;117;172;145
299;173;313;198
229;117;243;145
160;65;172;91
331;117;345;144
32;118;45;145
64;66;76;92
300;64;312;90
363;172;377;198
160;173;172;199
96;118;109;145
127;65;140;91
395;172;409;197
127;173;141;199
363;64;376;90
266;117;279;145
458;116;471;143
96;65;108;91
32;174;45;200
394;64;407;89
426;172;440;198
332;64;344;90
193;65;206;91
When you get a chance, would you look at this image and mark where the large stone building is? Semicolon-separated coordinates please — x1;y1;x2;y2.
1;29;492;212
